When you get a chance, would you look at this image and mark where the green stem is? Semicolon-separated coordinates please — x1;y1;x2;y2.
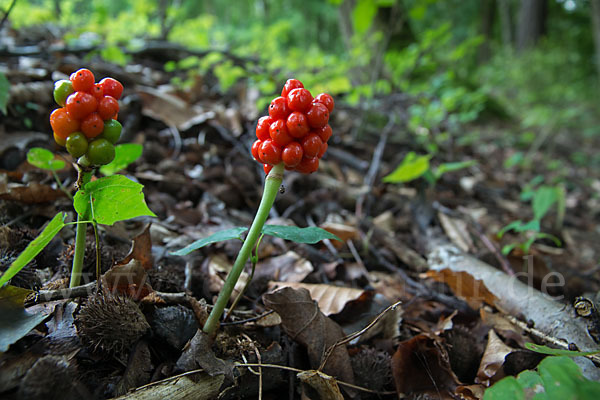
69;170;92;288
203;163;284;335
51;169;73;201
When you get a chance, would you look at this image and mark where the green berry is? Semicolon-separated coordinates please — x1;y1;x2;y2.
53;80;74;107
101;119;122;144
65;132;88;158
86;139;115;165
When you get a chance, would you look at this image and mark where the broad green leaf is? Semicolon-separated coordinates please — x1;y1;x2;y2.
515;370;546;398
262;225;342;243
383;152;431;183
497;220;524;238
538;356;583;399
171;227;248;256
0;286;47;352
483;376;524;400
27;148;66;171
0;71;8;115
0;212;66;287
73;175;156;226
99;144;143;176
502;243;517;255
353;0;378;34
518;220;541;233
525;343;600;357
434;160;476;180
533;186;558;221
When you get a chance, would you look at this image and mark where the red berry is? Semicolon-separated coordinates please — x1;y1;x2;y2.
317;142;328;158
315;124;332;142
90;83;104;100
281;79;304;98
314;93;334;113
301;133;323;158
99;77;124;100
286;111;310;138
282;142;303;167
264;164;273;174
287;88;312;113
269;119;293;147
70;68;95;92
98;96;119;120
256;116;274;141
296;157;319;174
66;91;98;120
81;112;105;138
50;108;79;139
306;102;329;128
268;96;290;120
251;139;262;161
259;139;282;165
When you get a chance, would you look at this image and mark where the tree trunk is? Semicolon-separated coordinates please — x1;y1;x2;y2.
516;0;547;51
591;0;600;83
478;0;496;62
497;0;513;47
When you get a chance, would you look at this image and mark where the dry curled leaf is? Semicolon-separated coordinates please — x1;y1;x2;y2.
262;287;354;385
297;370;344;400
267;282;366;316
102;259;152;300
119;224;154;270
423;268;498;310
476;329;513;386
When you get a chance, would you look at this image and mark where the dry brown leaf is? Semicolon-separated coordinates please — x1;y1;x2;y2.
320;222;358;247
102;259;152;300
476;329;513;386
138;86;210;130
456;384;485;400
262;287;354;385
479;308;528;348
254;251;313;283
119;224;154;270
391;334;460;398
267;282;365;316
207;255;247;299
423;268;498;309
297;370;344;400
437;212;474;252
0;181;66;204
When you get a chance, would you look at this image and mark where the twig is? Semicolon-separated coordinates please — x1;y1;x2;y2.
220;310;275;326
0;0;17;31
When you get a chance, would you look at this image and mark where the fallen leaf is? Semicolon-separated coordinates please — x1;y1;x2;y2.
267;282;366;316
297;370;344;400
0;179;66;204
254;251;313;283
391;334;460;398
437;212;474;252
138;86;208;130
119;224;154;270
476;329;513;386
0;286;47;352
102;259;153;300
262;287;354;384
175;330;233;379
112;372;224;400
423;268;498;310
319;222;358;247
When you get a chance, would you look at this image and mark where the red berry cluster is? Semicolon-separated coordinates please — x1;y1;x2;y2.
252;79;334;174
49;68;124;166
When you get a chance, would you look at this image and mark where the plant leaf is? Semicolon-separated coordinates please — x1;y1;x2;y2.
27;148;66;171
0;286;47;352
0;71;9;115
0;212;66;287
525;343;600;357
73;175;156;226
434;160;476;180
170;227;248;256
533;185;558;221
352;0;378;34
383;152;431;183
99;143;143;176
262;225;342;243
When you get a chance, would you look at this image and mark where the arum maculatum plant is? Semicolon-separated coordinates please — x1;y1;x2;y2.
171;79;340;336
0;68;153;290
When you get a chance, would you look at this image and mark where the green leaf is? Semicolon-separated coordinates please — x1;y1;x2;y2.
434;160;476;180
483;376;524;400
262;225;342;244
0;212;66;288
383;152;431;183
525;343;600;357
27;148;66;171
99;144;143;176
0;71;8;115
533;186;559;221
353;0;378;34
170;227;248;256
502;243;517;255
0;286;47;352
497;220;524;238
73;175;156;226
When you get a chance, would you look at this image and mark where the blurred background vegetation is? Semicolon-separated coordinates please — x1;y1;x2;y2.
2;0;600;167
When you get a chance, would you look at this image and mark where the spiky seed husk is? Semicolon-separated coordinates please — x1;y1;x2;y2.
76;290;150;355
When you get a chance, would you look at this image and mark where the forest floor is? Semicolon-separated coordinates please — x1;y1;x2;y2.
1;29;600;399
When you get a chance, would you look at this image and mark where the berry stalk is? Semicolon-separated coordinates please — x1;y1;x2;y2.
203;162;284;335
69;170;92;287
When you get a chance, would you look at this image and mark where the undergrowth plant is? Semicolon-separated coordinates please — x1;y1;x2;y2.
383;151;476;186
0;69;154;289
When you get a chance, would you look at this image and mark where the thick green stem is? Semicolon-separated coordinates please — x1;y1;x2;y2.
203;163;284;335
69;170;92;288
